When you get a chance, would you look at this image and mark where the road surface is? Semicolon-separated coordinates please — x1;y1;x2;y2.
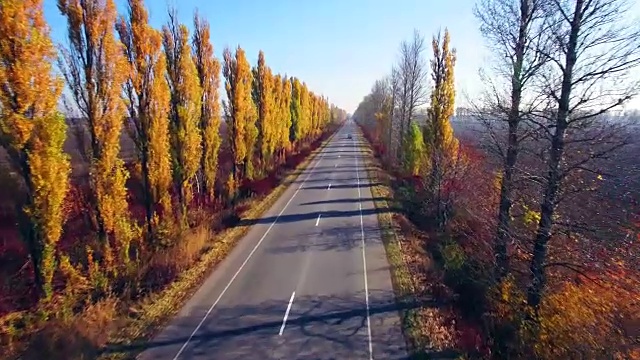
136;121;407;359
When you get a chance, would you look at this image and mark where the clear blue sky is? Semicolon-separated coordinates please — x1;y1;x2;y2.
43;0;640;113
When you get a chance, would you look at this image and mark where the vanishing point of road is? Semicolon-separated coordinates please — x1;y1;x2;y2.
138;121;407;359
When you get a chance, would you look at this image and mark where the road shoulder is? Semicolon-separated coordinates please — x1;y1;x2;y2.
356;130;462;360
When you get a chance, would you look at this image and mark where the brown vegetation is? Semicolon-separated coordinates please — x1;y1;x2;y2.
354;4;640;357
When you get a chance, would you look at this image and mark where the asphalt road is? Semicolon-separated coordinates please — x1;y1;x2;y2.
137;121;407;360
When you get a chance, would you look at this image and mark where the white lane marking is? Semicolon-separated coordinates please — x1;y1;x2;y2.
171;130;338;360
279;291;296;335
315;213;321;226
327;183;331;190
354;134;373;360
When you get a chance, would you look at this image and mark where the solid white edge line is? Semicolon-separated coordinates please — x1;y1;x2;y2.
315;213;321;226
354;133;373;360
279;291;296;335
170;130;338;360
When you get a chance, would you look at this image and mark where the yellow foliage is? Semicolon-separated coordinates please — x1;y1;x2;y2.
117;0;172;234
163;14;203;218
487;273;640;359
300;82;312;141
493;171;503;193
252;50;278;172
290;77;303;144
223;45;257;182
522;203;541;227
404;122;427;176
529;277;639;359
0;0;71;299
27;113;71;293
426;28;459;163
272;74;292;159
225;172;237;202
488;275;527;325
58;0;136;265
193;13;222;201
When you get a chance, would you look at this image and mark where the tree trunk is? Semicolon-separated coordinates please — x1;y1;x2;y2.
495;107;522;277
141;147;154;239
495;0;528;280
527;0;581;310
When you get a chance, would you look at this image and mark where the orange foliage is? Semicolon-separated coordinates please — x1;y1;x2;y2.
58;0;137;264
0;0;70;299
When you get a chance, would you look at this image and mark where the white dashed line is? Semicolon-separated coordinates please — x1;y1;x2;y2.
279;291;296;335
354;133;373;360
170;130;339;360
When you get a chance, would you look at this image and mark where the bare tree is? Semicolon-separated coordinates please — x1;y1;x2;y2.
396;29;428;164
389;67;401;162
473;0;551;280
527;0;640;310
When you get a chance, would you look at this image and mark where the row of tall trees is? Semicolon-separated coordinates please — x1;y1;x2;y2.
355;0;639;356
224;48;335;189
354;28;461;228
0;0;342;300
356;0;639;311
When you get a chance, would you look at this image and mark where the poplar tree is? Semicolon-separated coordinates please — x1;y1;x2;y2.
223;46;257;184
252;51;276;172
58;0;135;264
425;29;458;162
163;9;202;221
278;75;293;163
0;0;71;299
406;122;427;176
116;0;172;239
271;73;283;158
273;74;292;164
424;28;458;229
193;12;222;203
290;77;303;146
300;83;312;144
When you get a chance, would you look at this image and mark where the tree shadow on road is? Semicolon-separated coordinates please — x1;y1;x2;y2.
233;206;400;228
102;290;436;360
300;197;393;206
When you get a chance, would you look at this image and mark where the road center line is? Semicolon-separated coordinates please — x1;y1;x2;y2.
315;213;322;226
170;130;338;360
279;291;296;336
354;132;373;360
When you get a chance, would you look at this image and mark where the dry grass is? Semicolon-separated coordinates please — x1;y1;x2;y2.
22;298;118;360
359;144;460;359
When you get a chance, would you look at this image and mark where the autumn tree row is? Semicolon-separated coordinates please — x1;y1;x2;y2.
0;0;343;300
355;0;640;357
354;29;461;227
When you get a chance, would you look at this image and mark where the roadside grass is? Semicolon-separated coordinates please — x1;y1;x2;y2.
358;142;461;359
3;131;337;360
